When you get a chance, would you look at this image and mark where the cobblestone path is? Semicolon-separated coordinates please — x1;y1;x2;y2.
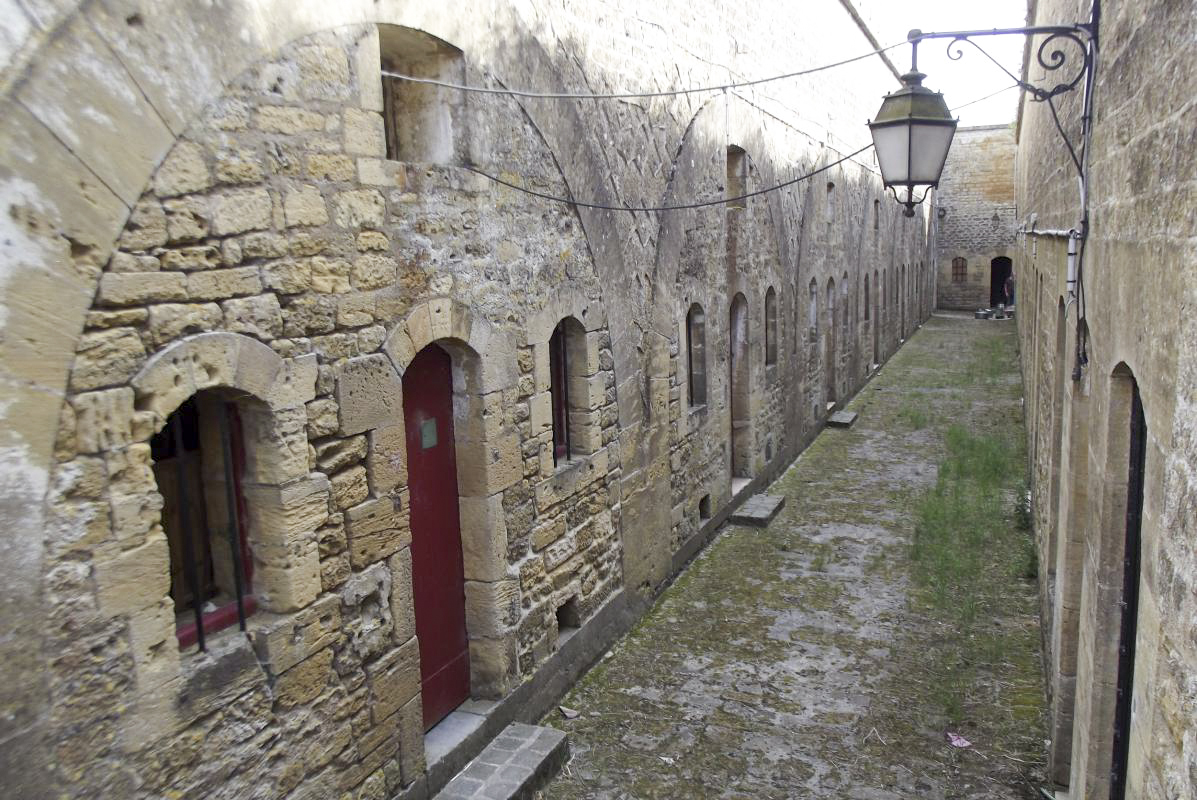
541;315;1047;799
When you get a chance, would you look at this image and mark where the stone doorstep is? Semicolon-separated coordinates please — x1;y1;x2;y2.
433;723;569;800
728;494;785;528
827;410;858;428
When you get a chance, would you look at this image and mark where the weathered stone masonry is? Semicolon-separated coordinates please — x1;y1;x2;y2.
1015;0;1197;798
0;3;931;798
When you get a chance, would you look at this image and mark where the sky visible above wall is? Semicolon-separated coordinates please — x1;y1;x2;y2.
855;0;1029;127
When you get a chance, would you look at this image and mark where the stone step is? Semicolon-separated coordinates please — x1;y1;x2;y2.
729;494;785;528
434;723;568;800
828;410;858;428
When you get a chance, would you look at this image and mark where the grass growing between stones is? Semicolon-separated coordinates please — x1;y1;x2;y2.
908;425;1035;725
540;317;1047;799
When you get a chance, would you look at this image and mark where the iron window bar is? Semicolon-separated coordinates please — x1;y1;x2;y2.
161;401;255;652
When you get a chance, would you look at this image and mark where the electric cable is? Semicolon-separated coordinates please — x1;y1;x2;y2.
457;84;1018;213
463;144;872;213
381;41;905;101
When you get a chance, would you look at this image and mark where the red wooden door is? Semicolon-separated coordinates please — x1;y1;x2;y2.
403;344;470;730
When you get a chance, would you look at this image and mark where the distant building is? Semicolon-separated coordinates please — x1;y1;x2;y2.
934;125;1017;311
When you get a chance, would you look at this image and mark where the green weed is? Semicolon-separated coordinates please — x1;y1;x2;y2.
909;425;1031;722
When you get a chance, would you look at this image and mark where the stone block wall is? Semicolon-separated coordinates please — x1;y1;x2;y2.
1015;1;1197;797
935;125;1017;310
0;2;932;797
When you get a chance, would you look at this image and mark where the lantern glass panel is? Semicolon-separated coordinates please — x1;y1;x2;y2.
871;124;910;184
909;123;955;184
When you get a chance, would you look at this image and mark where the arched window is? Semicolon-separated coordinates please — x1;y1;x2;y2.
952;256;966;282
764;287;778;366
549;317;587;464
151;392;255;651
808;278;818;339
686;303;707;407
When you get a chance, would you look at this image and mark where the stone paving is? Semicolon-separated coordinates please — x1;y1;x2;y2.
436;723;569;800
540;315;1047;799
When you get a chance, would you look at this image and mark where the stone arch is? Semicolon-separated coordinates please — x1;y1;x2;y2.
127;332;321;610
381;298;520;697
55;332;325;752
1072;361;1153;798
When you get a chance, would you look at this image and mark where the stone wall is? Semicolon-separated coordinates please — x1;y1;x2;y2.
1015;0;1197;797
935;125;1017;310
0;2;931;797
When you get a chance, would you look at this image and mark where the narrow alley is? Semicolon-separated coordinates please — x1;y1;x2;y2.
543;315;1047;799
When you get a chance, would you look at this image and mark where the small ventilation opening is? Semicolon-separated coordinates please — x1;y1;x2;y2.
379;26;464;164
556;596;581;641
726;145;747;209
699;494;711;521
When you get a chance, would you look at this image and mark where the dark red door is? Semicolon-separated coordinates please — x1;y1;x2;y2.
403;344;470;730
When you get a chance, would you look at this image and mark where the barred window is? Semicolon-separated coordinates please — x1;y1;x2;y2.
151;394;255;651
549;317;588;464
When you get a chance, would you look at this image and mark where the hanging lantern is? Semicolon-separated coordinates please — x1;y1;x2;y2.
869;69;957;217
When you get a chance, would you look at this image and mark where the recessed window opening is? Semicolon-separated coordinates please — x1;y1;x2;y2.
686;303;707;407
765;287;778;366
873;199;880;231
380;26;464;164
864;275;871;320
825;182;835;222
151;394;255;652
556;596;581;639
549;317;589;466
808;278;818;338
726;145;747;209
699;494;711;521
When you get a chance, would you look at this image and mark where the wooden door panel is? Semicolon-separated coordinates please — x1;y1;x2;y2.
403;344;470;730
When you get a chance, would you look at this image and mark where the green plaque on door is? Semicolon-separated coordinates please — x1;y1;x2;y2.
420;418;437;449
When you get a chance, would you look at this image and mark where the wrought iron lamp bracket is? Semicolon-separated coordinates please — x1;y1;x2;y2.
907;23;1096;178
887;184;932;218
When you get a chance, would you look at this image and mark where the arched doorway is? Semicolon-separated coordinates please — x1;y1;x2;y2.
990;256;1013;306
1110;370;1147;799
872;269;880;366
404;343;470;730
825;279;837;408
729;293;751;485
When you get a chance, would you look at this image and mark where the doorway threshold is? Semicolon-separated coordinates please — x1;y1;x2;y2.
425;700;497;769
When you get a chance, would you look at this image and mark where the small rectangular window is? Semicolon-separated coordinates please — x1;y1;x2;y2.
556;596;581;638
765;288;778;366
380;26;464;164
726;146;747;209
952;257;968;283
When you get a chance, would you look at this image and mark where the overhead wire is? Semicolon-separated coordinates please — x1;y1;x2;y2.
452;85;1022;213
464;144;874;213
380;40;906;100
